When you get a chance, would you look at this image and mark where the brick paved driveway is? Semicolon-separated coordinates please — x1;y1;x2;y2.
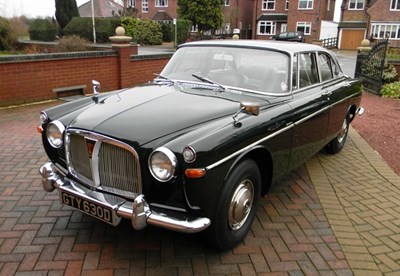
0;101;398;275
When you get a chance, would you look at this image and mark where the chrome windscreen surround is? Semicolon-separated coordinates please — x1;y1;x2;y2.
65;129;142;196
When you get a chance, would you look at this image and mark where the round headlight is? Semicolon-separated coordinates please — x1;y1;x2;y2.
46;120;65;148
148;147;177;182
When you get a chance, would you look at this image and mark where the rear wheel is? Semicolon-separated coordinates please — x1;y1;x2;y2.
326;115;349;154
205;159;261;250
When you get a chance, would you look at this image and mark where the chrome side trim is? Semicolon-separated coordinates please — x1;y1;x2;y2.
206;123;294;170
206;91;361;171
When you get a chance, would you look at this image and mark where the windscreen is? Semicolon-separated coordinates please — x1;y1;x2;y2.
161;46;290;94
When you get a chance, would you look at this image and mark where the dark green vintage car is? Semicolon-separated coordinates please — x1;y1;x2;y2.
39;40;363;249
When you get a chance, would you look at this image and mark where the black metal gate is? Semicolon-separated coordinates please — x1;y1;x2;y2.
354;38;389;95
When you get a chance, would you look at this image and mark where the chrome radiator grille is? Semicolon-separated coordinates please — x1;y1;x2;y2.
66;130;141;195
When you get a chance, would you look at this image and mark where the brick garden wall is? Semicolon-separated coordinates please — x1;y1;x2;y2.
0;46;172;107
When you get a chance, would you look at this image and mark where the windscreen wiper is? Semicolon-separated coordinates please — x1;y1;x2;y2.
192;73;227;92
153;73;175;85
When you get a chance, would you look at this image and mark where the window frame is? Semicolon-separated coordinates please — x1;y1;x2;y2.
262;0;276;10
224;0;230;6
298;0;313;10
285;0;289;10
142;0;149;12
128;0;136;8
257;21;277;35
348;0;365;10
155;0;168;8
371;24;400;40
391;0;400;10
296;22;312;35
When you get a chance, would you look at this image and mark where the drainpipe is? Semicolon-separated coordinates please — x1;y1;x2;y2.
252;0;258;39
365;2;372;40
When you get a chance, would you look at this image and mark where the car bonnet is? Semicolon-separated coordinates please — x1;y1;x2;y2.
66;84;266;147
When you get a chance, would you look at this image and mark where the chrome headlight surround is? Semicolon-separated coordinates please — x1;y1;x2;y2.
46;120;65;148
148;147;177;182
40;111;49;124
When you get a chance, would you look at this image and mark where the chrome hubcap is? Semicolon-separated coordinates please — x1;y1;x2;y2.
228;179;254;230
337;118;348;143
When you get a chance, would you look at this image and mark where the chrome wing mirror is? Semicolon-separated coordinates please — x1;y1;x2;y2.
232;102;260;127
92;80;101;104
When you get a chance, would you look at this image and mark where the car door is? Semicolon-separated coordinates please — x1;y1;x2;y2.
317;52;353;143
287;52;330;171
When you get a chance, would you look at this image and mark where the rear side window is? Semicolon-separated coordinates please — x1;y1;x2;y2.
299;53;319;88
318;53;333;82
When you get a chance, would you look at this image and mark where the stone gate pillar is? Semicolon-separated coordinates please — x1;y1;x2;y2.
110;27;138;89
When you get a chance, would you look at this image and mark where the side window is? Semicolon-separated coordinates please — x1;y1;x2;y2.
299;53;319;88
318;53;333;82
331;59;343;78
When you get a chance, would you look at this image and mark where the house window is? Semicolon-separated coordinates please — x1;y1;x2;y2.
296;22;311;35
224;0;230;6
258;21;276;35
391;0;400;10
285;0;289;10
142;0;148;12
156;0;168;7
298;0;313;9
348;0;364;10
262;0;275;10
371;24;400;39
128;0;136;7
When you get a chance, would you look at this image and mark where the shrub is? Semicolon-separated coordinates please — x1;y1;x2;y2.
161;23;173;42
176;19;192;45
362;59;398;84
28;18;58;41
381;81;400;99
0;17;12;50
382;62;398;83
64;17;120;43
387;47;400;61
121;17;162;45
58;35;88;52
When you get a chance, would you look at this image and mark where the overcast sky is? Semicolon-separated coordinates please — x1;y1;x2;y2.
0;0;342;22
0;0;89;18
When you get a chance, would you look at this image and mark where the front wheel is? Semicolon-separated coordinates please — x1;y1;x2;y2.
326;115;349;154
205;159;261;250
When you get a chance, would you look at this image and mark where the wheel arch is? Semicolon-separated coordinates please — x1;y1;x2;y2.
225;146;273;196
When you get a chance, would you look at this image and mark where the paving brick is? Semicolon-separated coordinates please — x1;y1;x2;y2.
18;253;40;271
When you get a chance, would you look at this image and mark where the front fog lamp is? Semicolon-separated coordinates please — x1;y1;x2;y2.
183;146;196;163
148;147;177;182
46;120;65;148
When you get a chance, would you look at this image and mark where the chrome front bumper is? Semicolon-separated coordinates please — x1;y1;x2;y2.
39;162;210;233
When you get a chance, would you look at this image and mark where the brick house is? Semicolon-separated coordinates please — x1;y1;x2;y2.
254;0;336;43
122;0;255;38
339;0;400;49
79;0;124;17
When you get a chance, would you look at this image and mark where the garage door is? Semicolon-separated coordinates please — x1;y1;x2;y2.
340;30;365;50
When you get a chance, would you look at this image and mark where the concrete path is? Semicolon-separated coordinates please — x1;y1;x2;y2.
0;101;398;275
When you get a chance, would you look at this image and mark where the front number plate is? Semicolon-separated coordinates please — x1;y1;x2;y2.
60;191;115;225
